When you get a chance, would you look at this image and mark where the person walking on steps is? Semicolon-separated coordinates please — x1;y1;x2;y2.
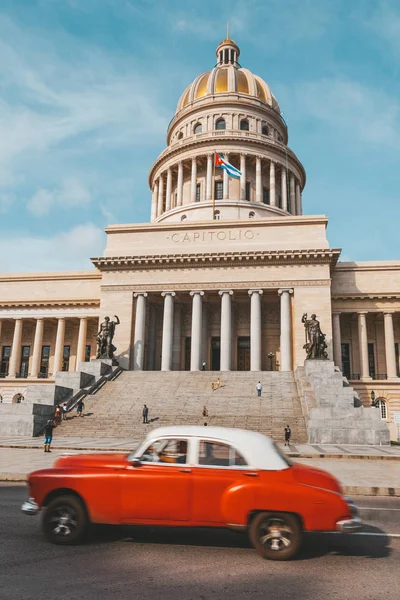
76;398;85;417
142;404;149;424
44;419;54;453
284;424;291;446
216;377;221;389
202;360;206;371
256;381;262;397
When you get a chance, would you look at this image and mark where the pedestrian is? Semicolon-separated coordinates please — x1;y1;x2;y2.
44;419;54;453
211;382;215;391
202;405;208;418
256;381;262;397
216;377;221;388
204;422;208;426
142;404;149;424
201;360;206;371
284;424;291;446
54;404;62;425
76;398;85;417
62;402;68;420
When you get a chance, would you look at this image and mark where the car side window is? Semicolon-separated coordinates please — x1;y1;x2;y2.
140;439;188;465
198;441;248;467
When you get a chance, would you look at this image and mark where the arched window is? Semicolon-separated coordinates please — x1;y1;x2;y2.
376;399;387;420
194;123;202;134
214;210;221;220
249;211;255;219
262;125;269;136
240;119;249;131
215;118;226;130
181;214;187;221
177;132;183;140
277;134;283;142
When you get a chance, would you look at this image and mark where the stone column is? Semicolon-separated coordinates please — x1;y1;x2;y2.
190;291;204;371
172;303;182;371
383;312;398;380
165;168;172;212
281;169;287;211
357;311;371;380
190;157;197;203
295;181;302;215
75;317;88;371
157;173;164;217
151;181;158;221
161;292;175;371
249;290;263;371
177;162;183;207
223;153;229;200
269;161;276;207
206;154;213;201
202;303;208;367
219;290;233;371
256;156;262;203
332;312;342;371
147;306;156;370
240;154;246;200
133;293;148;371
278;289;293;371
29;318;45;379
8;319;23;378
53;317;66;375
290;174;296;215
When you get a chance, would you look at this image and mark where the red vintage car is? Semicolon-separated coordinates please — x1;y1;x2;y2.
22;426;361;560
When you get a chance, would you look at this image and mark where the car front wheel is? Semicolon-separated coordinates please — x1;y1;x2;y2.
42;495;88;545
249;512;302;560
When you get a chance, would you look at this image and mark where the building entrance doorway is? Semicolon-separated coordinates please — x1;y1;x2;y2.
185;337;191;371
211;337;220;371
237;337;250;371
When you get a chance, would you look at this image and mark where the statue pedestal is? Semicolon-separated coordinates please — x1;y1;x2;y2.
295;360;389;445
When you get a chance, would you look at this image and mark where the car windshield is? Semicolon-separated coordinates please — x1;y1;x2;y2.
272;442;293;467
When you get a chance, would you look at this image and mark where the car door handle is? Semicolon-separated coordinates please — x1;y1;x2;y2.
243;472;258;477
179;468;192;473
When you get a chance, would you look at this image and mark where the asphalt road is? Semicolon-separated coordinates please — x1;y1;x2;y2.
1;484;400;600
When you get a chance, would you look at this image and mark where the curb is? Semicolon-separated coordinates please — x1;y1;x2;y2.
1;475;400;496
288;453;400;461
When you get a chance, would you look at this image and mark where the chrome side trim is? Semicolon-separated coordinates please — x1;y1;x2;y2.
336;517;362;532
21;498;39;516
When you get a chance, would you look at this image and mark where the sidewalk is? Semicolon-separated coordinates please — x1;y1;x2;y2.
0;436;399;496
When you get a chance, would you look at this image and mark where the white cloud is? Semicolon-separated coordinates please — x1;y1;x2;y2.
276;77;400;149
27;177;92;216
0;223;105;273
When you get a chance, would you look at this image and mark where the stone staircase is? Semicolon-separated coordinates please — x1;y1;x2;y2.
59;371;308;443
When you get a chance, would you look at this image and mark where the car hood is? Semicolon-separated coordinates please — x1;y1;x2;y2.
292;462;342;494
53;453;129;470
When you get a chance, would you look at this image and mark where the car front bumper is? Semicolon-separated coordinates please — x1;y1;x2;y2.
336;517;362;532
21;498;39;516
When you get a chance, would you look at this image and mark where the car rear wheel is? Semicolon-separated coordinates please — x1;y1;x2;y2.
42;495;88;545
249;512;301;560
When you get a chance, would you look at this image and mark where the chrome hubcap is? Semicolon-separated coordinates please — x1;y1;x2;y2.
259;518;293;552
49;506;78;537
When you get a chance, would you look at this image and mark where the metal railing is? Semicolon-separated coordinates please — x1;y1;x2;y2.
349;373;360;380
374;374;388;380
65;366;124;413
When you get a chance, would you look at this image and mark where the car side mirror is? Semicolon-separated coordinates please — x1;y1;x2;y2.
130;458;142;467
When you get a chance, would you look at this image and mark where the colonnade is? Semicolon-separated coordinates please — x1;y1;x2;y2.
332;311;400;381
151;153;303;219
133;288;294;372
0;317;94;379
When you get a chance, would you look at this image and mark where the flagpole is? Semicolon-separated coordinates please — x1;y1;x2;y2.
212;152;216;220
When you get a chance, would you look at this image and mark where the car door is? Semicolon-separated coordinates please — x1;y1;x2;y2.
120;437;192;523
191;439;257;524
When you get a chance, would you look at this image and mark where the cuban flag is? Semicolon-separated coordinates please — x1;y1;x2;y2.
215;153;242;179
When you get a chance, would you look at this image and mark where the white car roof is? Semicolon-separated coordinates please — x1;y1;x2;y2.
142;426;289;471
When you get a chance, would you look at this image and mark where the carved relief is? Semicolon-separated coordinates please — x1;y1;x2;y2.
265;307;279;325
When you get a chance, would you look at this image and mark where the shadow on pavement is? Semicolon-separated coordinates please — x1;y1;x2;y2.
89;523;391;559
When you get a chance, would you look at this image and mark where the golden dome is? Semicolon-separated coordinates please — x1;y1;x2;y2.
176;39;280;114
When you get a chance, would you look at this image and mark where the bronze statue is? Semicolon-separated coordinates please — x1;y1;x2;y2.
95;315;120;359
302;313;328;360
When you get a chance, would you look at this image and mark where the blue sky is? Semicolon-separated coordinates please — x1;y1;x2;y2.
0;0;399;272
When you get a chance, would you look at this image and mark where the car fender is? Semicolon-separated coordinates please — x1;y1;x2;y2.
220;479;258;525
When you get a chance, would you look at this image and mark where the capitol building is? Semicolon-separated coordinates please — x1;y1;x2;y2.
0;38;399;442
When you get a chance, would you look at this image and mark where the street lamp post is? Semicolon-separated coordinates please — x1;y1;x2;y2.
268;352;274;371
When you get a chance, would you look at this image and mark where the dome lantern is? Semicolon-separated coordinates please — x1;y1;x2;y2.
216;37;240;66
